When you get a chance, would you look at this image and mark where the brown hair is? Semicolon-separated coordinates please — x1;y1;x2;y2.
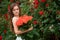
9;3;21;33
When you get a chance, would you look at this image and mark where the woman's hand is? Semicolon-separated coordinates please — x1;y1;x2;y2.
28;27;33;31
28;24;33;31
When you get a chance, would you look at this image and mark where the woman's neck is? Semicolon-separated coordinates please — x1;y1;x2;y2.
14;15;19;17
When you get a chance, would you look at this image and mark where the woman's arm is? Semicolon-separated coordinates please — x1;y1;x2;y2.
12;18;33;35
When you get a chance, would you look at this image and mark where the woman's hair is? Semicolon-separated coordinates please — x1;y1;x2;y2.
10;2;21;18
9;2;21;33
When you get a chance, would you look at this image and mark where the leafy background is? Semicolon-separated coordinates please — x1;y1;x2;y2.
0;0;60;40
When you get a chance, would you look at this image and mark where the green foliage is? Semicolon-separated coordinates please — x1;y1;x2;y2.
0;15;16;40
0;0;60;40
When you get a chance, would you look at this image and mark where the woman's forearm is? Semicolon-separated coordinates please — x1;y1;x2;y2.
15;27;33;35
15;29;29;35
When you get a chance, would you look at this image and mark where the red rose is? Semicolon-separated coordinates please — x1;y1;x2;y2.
34;0;39;5
28;16;33;21
39;11;44;15
16;17;23;26
22;15;33;24
41;0;46;3
33;20;37;24
34;5;38;9
8;4;10;12
22;15;29;24
4;13;8;20
45;4;49;7
33;0;39;9
3;30;7;34
0;35;2;40
16;15;33;26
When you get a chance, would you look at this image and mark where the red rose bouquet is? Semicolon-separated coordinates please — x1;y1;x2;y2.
16;15;34;39
16;15;33;27
16;15;33;30
16;15;40;40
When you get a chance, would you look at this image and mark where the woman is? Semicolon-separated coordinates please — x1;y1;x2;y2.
9;3;33;40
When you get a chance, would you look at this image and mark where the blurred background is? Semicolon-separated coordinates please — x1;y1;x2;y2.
0;0;60;40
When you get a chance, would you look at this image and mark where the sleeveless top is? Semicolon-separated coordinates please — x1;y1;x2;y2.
12;16;19;36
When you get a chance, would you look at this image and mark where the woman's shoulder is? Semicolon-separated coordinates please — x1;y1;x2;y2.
12;17;17;20
12;17;18;23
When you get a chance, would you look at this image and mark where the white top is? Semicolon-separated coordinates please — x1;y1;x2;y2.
12;16;19;23
12;17;23;40
12;16;19;36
